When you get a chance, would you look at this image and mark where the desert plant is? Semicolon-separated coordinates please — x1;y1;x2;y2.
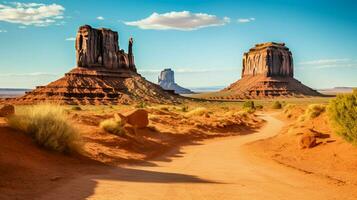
7;104;81;153
71;105;82;111
305;104;326;119
242;101;255;110
99;117;126;136
185;107;208;117
271;101;282;109
328;90;357;144
135;102;148;109
255;105;263;110
181;105;189;112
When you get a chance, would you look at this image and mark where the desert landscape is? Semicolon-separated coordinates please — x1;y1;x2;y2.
0;1;356;200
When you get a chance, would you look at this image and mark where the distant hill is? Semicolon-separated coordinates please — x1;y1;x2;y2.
318;87;355;95
0;88;31;98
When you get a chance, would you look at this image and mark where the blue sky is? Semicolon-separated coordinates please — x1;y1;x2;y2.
0;0;356;89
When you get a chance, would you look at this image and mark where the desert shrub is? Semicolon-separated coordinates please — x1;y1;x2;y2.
255;105;263;110
181;105;189;112
7;104;81;153
71;106;82;111
305;104;326;119
185;107;208;117
328;90;357;144
271;101;282;109
99;117;126;136
135;102;148;108
242;101;255;110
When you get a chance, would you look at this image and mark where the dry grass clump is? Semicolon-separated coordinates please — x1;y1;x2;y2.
271;101;282;109
328;90;357;144
185;107;209;117
99;117;126;136
242;101;255;110
283;104;296;118
305;104;326;119
7;104;81;153
298;104;326;122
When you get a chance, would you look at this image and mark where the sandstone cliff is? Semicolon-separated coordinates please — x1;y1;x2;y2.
158;69;194;94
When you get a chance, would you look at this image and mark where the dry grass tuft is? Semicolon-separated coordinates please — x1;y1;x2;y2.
7;104;81;153
184;107;209;117
99;117;126;136
305;104;326;119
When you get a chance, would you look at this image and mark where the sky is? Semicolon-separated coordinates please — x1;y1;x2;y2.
0;0;356;89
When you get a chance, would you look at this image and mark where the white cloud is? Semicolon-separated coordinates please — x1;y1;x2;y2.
237;17;255;23
65;37;76;41
298;58;357;69
96;16;104;20
0;29;7;33
18;25;26;29
124;11;230;31
0;2;65;26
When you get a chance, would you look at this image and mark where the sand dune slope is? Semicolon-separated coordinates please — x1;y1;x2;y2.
39;114;357;200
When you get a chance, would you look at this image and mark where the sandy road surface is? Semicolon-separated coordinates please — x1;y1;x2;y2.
40;114;357;200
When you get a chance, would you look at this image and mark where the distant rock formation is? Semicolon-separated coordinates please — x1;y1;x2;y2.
242;42;293;77
158;69;194;94
197;42;321;100
76;25;136;71
13;25;181;105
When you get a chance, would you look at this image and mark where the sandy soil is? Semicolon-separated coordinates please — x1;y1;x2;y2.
36;114;357;199
246;107;357;187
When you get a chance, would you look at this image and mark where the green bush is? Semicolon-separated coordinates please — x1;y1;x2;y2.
271;101;282;109
242;101;255;110
99;117;126;135
7;104;81;153
328;90;357;144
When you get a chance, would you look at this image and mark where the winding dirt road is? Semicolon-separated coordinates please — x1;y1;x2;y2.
40;114;357;200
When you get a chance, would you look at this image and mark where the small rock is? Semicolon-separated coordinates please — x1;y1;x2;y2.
299;133;316;149
0;104;15;117
118;109;149;128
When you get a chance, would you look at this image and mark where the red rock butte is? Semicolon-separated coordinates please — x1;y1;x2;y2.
14;25;180;105
203;42;321;100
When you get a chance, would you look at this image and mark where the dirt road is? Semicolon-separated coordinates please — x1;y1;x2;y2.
40;114;357;200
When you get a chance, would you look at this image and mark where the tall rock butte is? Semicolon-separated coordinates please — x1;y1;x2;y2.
201;42;321;99
14;25;181;105
158;69;194;94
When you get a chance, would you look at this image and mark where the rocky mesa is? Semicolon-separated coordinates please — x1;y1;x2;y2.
12;25;182;105
196;42;322;100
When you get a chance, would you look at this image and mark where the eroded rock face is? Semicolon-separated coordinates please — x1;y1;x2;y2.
242;42;293;77
76;25;136;72
158;68;193;94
